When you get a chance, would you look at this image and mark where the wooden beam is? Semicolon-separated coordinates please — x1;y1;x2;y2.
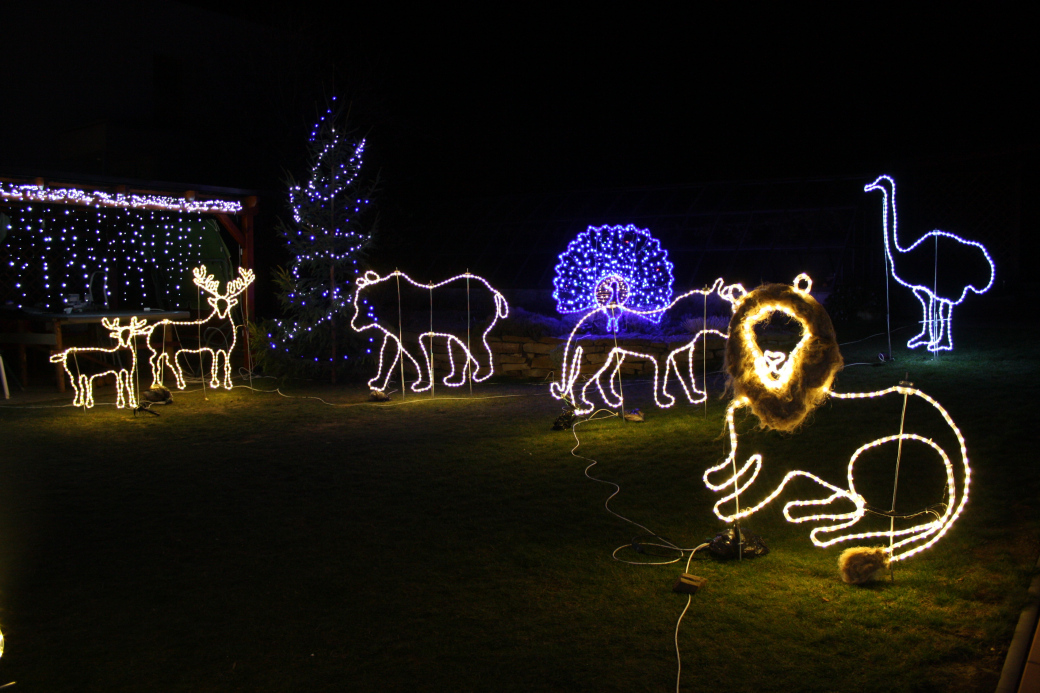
215;213;246;247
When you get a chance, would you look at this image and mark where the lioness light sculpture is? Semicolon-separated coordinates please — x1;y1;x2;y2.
550;278;746;416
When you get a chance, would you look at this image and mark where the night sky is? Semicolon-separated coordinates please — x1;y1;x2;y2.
3;6;1034;191
1;3;1035;294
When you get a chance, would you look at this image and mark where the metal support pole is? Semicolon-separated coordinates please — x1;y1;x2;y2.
467;271;472;396
890;375;912;579
429;284;434;398
610;304;625;421
703;290;708;417
396;270;405;399
1;353;10;400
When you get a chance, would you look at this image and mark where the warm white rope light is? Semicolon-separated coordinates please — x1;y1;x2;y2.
550;278;747;415
350;270;509;393
701;272;970;562
48;316;150;409
146;265;254;390
702;385;969;563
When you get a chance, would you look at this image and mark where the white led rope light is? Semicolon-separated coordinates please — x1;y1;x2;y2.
864;175;995;353
350;270;509;393
551;278;747;415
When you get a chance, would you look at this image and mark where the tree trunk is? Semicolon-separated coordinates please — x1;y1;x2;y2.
330;264;337;384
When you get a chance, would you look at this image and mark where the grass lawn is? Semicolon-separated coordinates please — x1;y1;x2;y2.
0;320;1038;691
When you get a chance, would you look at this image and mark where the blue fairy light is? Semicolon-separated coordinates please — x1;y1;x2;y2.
553;224;674;329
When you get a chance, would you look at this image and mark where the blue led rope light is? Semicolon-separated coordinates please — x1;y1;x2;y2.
553;224;674;331
864;175;995;353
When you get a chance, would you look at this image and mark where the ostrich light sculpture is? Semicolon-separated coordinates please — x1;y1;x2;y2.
865;175;995;352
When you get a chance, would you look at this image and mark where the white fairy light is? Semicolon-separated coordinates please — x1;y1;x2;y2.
553;224;674;331
0;181;241;214
349;270;509;393
268;98;377;365
48;316;151;409
0;202;207;310
864;175;995;352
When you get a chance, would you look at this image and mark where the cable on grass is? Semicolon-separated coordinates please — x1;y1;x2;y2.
837;324;913;347
567;406;718;693
675;541;711;693
231;382;537;408
569;411;707;565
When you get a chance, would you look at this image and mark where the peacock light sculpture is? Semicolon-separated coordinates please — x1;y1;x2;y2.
553;224;674;332
865;175;995;352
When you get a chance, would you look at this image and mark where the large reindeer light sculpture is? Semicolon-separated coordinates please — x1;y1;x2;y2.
49;316;151;409
147;265;255;390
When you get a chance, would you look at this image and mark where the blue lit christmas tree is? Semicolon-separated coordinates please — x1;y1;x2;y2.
266;98;378;381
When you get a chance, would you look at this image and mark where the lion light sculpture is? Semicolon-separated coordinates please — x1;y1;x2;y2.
702;274;971;569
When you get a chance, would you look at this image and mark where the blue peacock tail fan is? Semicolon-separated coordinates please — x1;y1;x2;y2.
553;224;674;331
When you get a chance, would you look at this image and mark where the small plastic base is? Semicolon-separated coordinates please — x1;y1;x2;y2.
672;573;707;594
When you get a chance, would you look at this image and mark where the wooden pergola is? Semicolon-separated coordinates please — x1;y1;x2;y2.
0;173;259;315
0;173;259;389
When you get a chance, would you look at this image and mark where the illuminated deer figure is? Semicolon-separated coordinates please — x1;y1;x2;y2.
147;265;255;390
49;316;150;409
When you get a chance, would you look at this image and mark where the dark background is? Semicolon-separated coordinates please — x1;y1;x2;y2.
1;3;1036;314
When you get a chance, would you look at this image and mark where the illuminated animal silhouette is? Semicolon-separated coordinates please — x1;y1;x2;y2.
702;275;971;563
49;316;150;408
350;270;509;393
146;265;254;390
865;175;995;352
551;278;746;415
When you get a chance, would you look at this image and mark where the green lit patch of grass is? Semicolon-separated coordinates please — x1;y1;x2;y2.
0;320;1036;691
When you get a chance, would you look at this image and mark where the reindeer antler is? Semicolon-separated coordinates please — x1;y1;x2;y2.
100;316;122;332
224;267;255;299
192;265;221;297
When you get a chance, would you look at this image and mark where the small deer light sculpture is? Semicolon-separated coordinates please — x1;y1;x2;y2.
147;265;255;390
50;316;150;409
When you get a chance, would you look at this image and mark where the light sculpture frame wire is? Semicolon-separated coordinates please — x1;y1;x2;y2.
48;316;151;409
865;175;995;353
550;278;748;415
147;265;254;391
